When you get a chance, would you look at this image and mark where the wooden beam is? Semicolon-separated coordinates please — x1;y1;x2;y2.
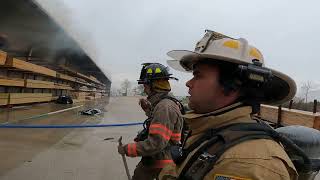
54;83;73;90
260;105;320;130
314;116;320;130
75;78;88;86
0;51;6;65
0;93;9;105
0;78;24;87
70;92;87;101
8;93;52;104
5;58;56;77
59;65;104;85
56;73;76;82
89;75;103;85
25;79;55;89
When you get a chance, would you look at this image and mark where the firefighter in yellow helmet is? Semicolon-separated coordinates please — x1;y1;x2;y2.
159;30;298;180
118;63;184;180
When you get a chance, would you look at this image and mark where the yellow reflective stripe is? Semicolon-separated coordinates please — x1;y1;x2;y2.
249;48;262;60
147;68;153;74
223;40;239;49
155;67;162;73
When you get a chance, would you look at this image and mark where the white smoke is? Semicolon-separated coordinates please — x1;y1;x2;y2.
32;0;320;96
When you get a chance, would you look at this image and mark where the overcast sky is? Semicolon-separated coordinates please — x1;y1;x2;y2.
36;0;320;96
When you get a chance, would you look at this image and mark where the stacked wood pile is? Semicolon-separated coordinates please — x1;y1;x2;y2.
25;79;55;89
70;92;87;102
85;96;95;100
0;51;6;65
94;92;102;99
8;93;52;104
0;50;107;106
56;73;76;82
54;83;73;90
0;78;24;87
5;58;56;77
0;93;9;105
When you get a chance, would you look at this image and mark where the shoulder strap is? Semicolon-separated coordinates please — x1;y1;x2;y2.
153;95;186;115
178;123;273;180
178;122;313;180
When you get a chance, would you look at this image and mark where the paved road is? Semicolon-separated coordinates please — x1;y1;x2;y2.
0;97;143;180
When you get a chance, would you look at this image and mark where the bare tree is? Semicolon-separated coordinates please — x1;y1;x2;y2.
301;81;313;103
117;89;122;96
110;88;117;96
121;79;132;96
134;85;145;96
132;86;137;96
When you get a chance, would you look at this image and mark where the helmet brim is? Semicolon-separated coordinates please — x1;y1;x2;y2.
167;50;296;105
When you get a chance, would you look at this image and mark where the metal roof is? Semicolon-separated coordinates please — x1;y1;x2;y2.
0;0;110;85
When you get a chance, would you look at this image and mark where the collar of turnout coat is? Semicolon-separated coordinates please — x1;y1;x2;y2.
184;103;254;135
147;92;170;107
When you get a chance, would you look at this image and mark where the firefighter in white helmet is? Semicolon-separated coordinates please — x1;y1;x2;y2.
159;30;298;180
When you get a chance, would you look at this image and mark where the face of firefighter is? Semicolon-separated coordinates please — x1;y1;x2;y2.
143;84;152;95
186;63;239;113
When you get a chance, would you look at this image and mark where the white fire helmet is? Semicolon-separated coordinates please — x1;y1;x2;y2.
167;30;296;105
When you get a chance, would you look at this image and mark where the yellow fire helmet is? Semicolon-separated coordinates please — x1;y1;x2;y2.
167;30;296;105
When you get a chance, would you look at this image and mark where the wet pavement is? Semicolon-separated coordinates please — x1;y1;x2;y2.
0;96;144;180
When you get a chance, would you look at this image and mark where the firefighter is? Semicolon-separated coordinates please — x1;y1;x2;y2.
159;30;298;180
118;63;184;180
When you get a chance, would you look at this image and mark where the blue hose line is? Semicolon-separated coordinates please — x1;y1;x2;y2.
0;122;143;129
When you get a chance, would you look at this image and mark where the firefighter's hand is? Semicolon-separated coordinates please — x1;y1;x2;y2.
118;145;126;155
139;98;151;112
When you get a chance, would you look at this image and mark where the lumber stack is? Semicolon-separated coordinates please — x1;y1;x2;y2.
78;86;91;92
51;96;58;101
94;92;102;99
0;78;24;87
89;92;102;99
0;93;9;105
56;73;76;82
7;93;52;104
70;92;87;102
0;50;107;106
75;78;88;86
5;58;56;77
85;96;95;100
89;75;97;82
59;65;103;86
54;83;73;90
85;91;101;100
89;75;103;85
76;72;90;81
25;79;55;89
0;51;6;65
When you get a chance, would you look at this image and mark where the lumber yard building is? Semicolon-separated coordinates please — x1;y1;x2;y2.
0;0;111;106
